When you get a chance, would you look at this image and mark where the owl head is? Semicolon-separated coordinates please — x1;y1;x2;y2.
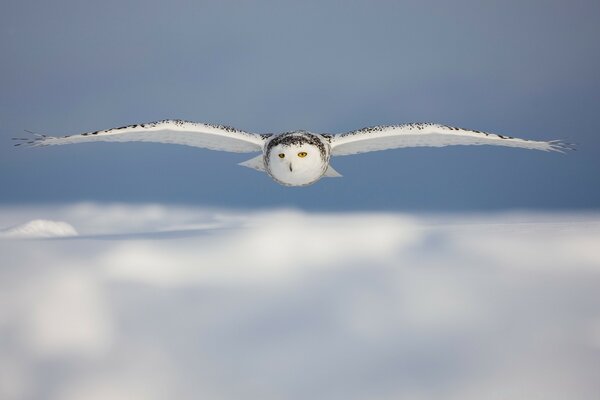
265;132;330;186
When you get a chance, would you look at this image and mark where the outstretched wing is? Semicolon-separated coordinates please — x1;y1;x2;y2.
330;123;571;156
15;119;267;153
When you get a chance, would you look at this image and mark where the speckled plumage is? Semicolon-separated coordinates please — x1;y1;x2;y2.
16;119;571;186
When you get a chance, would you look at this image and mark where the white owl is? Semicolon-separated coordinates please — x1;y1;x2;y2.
16;120;569;186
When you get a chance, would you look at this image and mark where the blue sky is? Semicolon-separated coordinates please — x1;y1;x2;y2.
1;0;599;210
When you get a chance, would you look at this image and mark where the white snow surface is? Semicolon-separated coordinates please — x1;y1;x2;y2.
0;219;78;238
0;203;599;400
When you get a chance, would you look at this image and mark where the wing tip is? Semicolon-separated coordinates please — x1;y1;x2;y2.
13;130;53;148
547;140;576;154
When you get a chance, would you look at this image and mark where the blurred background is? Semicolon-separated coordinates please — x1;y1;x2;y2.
1;1;600;400
1;0;599;210
1;204;600;400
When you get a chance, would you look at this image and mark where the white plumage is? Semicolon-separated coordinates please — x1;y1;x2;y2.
16;119;570;186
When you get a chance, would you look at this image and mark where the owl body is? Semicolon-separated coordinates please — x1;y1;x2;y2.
263;131;330;186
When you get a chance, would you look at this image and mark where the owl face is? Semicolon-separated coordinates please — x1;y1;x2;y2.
265;134;329;186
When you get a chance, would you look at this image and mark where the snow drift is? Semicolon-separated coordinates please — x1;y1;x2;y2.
0;204;599;400
0;219;77;238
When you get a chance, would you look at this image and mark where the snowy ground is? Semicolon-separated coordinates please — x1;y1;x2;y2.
1;204;599;400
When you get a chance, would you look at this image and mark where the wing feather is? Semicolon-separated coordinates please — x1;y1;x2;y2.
330;123;570;156
19;119;266;153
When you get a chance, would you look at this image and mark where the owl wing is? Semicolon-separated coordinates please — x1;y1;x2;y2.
330;123;570;156
15;119;266;153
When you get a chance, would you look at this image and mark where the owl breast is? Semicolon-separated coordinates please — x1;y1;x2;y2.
264;132;330;186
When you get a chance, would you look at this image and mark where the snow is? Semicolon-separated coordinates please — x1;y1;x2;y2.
0;204;599;400
0;219;78;238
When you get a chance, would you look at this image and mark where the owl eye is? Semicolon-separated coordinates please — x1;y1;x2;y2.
278;153;285;159
297;152;308;158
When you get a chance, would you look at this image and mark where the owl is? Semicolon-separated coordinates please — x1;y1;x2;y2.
16;120;569;186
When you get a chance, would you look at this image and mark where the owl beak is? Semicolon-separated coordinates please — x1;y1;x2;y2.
289;163;293;172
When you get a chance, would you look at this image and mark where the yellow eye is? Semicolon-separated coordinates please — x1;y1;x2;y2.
297;152;308;158
278;153;285;159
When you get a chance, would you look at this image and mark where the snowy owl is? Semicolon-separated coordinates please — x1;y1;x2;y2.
16;120;570;186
